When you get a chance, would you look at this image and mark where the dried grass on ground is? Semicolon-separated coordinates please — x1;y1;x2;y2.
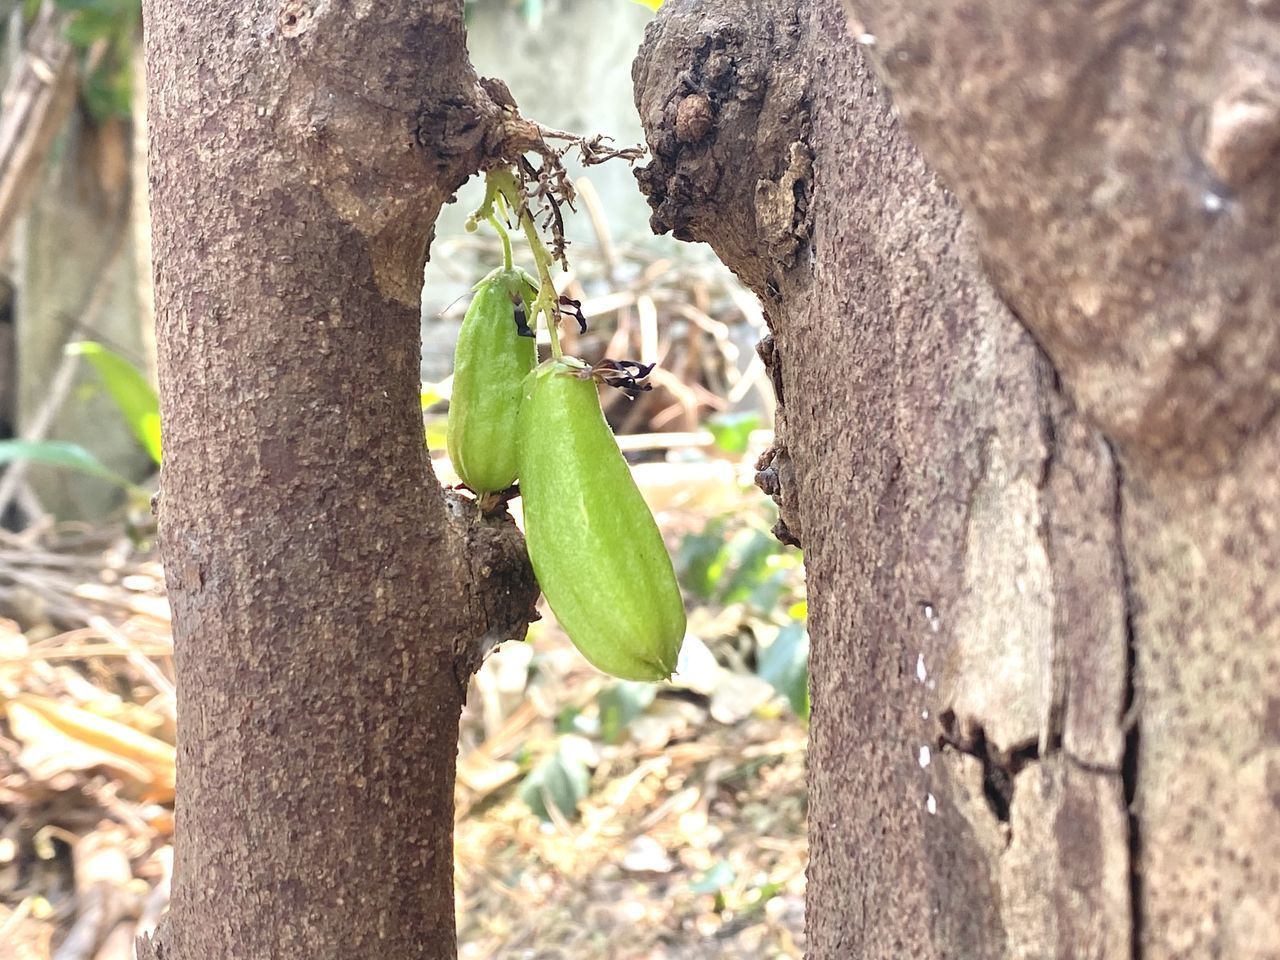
0;468;806;960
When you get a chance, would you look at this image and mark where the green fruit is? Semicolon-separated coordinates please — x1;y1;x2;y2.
447;268;538;494
517;357;686;681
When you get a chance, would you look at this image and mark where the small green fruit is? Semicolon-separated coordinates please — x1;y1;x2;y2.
517;358;686;681
446;268;537;495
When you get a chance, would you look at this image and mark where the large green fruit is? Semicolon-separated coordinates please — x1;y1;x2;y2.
517;357;686;681
446;268;537;494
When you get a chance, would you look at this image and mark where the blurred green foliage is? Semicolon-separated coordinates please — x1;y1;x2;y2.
677;502;809;721
691;860;736;896
53;0;141;119
0;341;156;503
757;621;809;719
67;341;161;464
596;680;656;744
0;438;136;489
677;509;801;613
690;858;785;918
706;411;760;456
519;736;593;822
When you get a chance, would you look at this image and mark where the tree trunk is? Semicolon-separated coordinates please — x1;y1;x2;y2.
634;1;1278;957
139;3;535;957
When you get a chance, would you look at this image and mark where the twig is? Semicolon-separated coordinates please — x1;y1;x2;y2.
727;350;768;408
578;290;636;316
18;641;175;661
669;302;740;375
0;896;34;943
637;293;659;365
91;922;138;960
615;431;714;451
0;548;110;569
13;482;48;528
0;1;77;261
134;845;171;939
86;615;176;715
575;177;618;280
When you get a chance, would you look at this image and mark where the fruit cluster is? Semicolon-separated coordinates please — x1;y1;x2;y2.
445;170;686;682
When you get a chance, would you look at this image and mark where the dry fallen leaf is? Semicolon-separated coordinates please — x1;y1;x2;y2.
6;695;175;802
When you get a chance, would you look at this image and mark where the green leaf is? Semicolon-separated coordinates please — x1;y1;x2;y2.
690;860;736;894
0;439;135;489
706;411;759;455
747;566;798;612
678;504;806;613
757;622;809;720
56;0;138;19
55;0;140;115
66;342;161;465
597;681;657;744
518;742;591;822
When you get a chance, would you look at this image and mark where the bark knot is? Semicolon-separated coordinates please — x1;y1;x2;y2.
443;490;540;686
278;1;312;37
1203;59;1280;188
632;0;812;296
755;441;802;547
676;93;715;142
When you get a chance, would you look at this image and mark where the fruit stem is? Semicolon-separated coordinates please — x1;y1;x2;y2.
487;169;564;360
517;212;563;360
486;213;513;272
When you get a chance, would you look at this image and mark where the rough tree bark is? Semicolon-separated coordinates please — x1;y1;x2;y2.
635;1;1277;958
139;3;536;957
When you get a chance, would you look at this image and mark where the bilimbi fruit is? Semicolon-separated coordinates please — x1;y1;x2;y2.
517;357;686;681
446;268;537;494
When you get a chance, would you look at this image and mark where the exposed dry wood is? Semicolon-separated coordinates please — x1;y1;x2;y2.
0;3;77;263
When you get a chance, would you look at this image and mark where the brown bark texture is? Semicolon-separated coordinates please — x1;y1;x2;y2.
139;2;535;958
634;1;1278;958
